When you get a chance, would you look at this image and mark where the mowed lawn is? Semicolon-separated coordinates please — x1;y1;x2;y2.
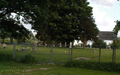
0;62;120;75
0;44;120;75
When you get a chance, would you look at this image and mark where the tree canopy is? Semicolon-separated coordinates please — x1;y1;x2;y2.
0;0;33;43
33;0;99;45
0;18;31;43
0;0;99;45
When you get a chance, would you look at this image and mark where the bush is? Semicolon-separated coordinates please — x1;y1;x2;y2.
0;54;13;62
64;60;120;73
21;54;37;64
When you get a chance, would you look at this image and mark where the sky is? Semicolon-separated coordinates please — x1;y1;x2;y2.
85;0;120;44
88;0;120;34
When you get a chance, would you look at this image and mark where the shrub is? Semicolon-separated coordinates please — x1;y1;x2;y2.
64;60;120;73
21;54;37;64
0;54;13;62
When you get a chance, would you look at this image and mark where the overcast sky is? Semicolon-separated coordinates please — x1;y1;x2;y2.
84;0;120;44
88;0;120;35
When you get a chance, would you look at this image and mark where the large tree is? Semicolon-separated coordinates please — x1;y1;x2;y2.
80;16;99;49
48;0;76;44
30;0;99;46
74;0;99;49
0;0;99;46
47;0;99;47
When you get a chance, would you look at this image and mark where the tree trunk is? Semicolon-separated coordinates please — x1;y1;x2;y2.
10;37;13;44
44;41;46;47
83;37;87;49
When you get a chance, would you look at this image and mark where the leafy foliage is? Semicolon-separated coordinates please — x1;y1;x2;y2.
47;0;99;44
113;20;120;35
21;54;37;64
0;28;11;43
0;54;13;62
0;19;31;43
110;37;120;49
65;60;120;73
80;16;99;49
0;0;33;43
0;0;99;45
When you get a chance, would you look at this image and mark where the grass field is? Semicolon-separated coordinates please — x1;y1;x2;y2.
0;44;120;75
0;62;120;75
1;44;120;63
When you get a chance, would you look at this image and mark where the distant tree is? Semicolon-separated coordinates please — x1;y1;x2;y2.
92;40;107;48
110;37;120;49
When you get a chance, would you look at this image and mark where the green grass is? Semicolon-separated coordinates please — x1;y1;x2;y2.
0;44;120;63
0;44;120;74
0;62;120;75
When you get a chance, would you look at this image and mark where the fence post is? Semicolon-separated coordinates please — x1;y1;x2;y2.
22;43;25;58
13;42;16;59
34;43;35;56
69;42;72;61
71;48;73;61
68;48;71;61
112;40;116;63
50;44;53;63
24;43;26;58
32;43;35;57
99;41;101;63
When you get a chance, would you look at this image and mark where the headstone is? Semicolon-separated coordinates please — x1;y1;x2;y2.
59;43;62;47
65;42;67;47
53;44;55;47
93;48;95;52
69;42;72;48
2;43;7;49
